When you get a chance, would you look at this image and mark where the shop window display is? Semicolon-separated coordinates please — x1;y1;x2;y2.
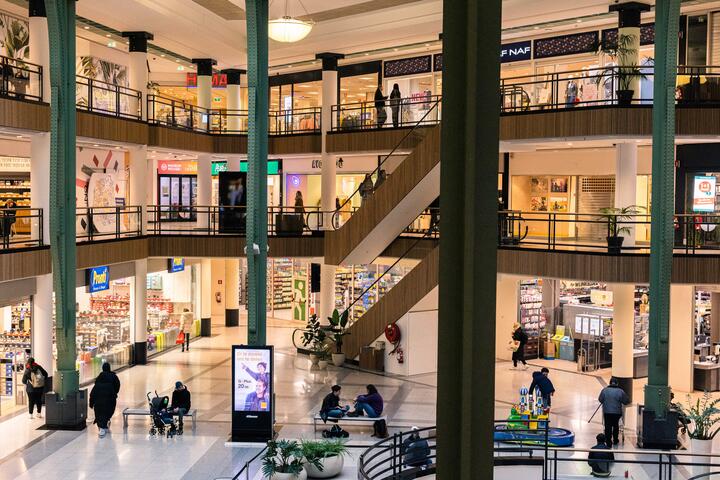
334;263;413;322
0;298;32;416
146;267;199;356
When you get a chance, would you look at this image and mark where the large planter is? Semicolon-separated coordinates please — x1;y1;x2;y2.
331;353;346;367
305;455;344;478
616;89;634;106
309;354;320;367
691;438;713;476
606;235;624;255
270;469;307;480
318;360;329;370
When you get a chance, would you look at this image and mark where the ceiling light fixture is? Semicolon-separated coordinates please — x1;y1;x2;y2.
83;26;90;30
268;0;314;43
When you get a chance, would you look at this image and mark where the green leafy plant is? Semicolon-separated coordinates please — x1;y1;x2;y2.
328;309;350;354
261;440;305;477
301;314;328;355
598;205;644;237
599;33;647;92
300;439;349;470
674;393;720;440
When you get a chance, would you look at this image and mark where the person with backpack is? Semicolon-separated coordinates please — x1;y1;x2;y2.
89;362;121;437
22;357;48;419
529;367;555;408
511;323;528;369
598;377;630;447
402;426;432;468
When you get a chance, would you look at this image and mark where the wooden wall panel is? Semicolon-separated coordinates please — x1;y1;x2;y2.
148;235;324;258
213;135;248;155
76;237;150;269
0;247;51;282
343;246;438;359
676;108;720;136
324;126;440;265
77;112;149;145
148;125;214;152
380;237;438;260
270;134;321;155
326;126;430;153
0;98;49;132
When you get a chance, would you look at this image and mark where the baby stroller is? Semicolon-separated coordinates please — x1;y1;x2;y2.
147;391;179;438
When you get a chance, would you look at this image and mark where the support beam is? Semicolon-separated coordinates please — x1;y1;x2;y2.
245;0;269;346
437;0;501;477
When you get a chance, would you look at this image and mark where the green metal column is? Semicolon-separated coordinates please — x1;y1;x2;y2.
644;0;681;419
45;0;78;399
437;0;501;478
245;0;268;346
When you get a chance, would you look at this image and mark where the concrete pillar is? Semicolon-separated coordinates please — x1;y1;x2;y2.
609;3;650;99
609;283;636;400
227;156;241;172
668;284;695;393
28;0;50;101
132;259;148;364
226;259;240;326
201;258;212;336
122;31;153;121
316;53;343;228
129;146;148;235
711;292;720;344
33;273;53;375
615;142;638;246
495;274;520;361
192;58;216;130
319;264;336;324
30;133;50;244
223;69;245;133
197;154;212;229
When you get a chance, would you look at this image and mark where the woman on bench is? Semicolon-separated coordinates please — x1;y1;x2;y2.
347;384;383;418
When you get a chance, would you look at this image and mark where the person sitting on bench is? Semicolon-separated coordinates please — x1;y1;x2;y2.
169;381;191;434
402;426;432;468
588;433;615;478
347;384;383;418
320;385;349;423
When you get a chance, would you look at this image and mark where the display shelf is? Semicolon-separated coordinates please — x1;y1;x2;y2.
519;280;546;359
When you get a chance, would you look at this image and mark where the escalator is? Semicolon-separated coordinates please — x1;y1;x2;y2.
324;100;441;266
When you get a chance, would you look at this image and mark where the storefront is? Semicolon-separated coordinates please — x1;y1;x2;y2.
0;156;32;242
211;160;282;208
238;258;311;321
0;295;32;417
146;259;200;356
339;61;381;105
157;159;198;221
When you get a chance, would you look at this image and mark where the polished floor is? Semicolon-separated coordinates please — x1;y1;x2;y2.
0;317;717;479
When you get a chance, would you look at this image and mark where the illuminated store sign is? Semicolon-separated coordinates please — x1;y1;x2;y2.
169;258;185;273
500;41;532;63
693;175;716;213
87;266;110;293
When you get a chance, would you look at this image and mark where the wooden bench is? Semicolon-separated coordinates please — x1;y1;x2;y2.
122;407;197;430
313;413;387;433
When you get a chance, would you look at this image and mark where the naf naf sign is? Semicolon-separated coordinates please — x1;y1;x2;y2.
87;266;110;293
501;41;532;63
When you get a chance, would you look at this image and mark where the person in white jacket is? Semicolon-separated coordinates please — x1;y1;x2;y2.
181;308;193;352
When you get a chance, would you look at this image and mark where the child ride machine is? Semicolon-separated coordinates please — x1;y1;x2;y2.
493;386;575;447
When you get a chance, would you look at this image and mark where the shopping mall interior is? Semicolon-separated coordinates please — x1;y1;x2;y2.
1;0;720;478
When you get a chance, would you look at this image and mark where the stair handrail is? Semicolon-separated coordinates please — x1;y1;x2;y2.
340;215;439;327
332;97;442;229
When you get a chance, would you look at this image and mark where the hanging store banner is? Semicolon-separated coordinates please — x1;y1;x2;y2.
231;345;274;441
693;175;716;212
87;266;110;293
168;258;185;273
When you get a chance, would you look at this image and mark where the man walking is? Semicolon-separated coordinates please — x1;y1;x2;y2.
598;377;630;447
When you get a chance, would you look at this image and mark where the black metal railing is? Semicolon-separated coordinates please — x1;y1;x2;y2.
358;426;437;479
500;64;720;113
76;206;143;242
269;106;321;134
76;75;142;119
147;94;209;132
0;55;43;102
331;94;442;131
147;205;328;236
227;446;267;480
0;207;43;250
331;98;441;228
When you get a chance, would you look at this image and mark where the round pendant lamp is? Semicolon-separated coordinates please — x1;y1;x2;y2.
268;0;313;43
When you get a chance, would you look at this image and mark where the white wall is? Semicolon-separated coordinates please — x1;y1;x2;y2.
510;146;652;176
669;284;695;393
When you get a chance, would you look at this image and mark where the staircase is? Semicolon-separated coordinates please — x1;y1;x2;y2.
342;246;439;360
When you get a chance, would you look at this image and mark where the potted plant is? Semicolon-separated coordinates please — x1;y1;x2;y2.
300;439;348;478
318;349;330;370
301;314;327;367
597;205;643;254
262;440;308;480
674;393;720;476
599;32;645;106
616;65;645;106
328;309;350;367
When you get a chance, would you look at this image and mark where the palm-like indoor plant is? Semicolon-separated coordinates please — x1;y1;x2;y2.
262;440;308;480
674;393;720;475
600;32;644;106
301;314;327;367
328;309;350;367
598;205;643;254
300;439;349;478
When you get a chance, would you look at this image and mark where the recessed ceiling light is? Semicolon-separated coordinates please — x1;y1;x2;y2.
161;54;166;58
105;34;111;38
364;53;369;56
566;142;573;146
107;41;116;48
93;144;99;147
83;26;90;30
533;26;540;30
576;19;582;23
175;59;180;62
114;146;121;149
425;43;430;47
15;135;23;139
177;66;184;71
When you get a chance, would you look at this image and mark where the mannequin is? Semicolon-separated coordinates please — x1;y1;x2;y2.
565;74;578;107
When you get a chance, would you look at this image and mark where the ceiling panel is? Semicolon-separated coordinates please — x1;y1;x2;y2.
192;0;245;20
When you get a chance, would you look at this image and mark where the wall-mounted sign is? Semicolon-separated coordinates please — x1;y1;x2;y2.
232;345;274;442
168;258;185;273
211;160;280;176
186;72;227;88
87;266;110;293
534;31;599;59
0;156;30;172
501;41;532;63
157;160;197;175
211;161;228;176
384;55;432;78
693;175;717;213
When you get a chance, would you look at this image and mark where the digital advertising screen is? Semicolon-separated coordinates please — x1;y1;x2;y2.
693;175;716;213
231;345;274;442
218;171;247;233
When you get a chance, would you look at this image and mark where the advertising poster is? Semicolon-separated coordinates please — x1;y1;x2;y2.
219;171;247;233
693;175;716;213
233;347;271;412
292;277;307;322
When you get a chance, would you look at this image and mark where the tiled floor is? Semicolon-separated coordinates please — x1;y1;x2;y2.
0;317;717;479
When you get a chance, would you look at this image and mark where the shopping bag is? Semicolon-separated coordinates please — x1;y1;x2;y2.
176;331;185;345
507;340;519;352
